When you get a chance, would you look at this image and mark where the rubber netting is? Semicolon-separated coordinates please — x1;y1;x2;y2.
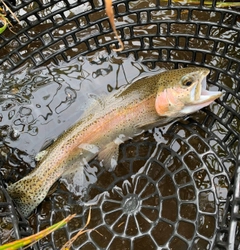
0;0;240;249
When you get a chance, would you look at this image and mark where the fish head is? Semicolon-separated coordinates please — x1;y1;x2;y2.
155;67;222;117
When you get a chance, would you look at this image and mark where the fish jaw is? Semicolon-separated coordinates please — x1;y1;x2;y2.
180;76;223;114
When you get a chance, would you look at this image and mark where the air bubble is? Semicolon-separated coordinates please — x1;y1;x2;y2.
10;128;20;140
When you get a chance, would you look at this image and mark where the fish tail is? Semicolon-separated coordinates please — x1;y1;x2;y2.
7;176;49;217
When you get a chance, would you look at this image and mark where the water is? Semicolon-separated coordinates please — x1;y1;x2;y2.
0;54;159;159
1;53;229;248
1;0;240;248
0;53;164;246
0;51;237;250
0;52;165;192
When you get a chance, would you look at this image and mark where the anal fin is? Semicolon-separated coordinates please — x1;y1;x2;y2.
61;159;98;196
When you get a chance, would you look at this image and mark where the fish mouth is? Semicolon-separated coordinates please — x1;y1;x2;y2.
182;70;222;114
193;76;222;105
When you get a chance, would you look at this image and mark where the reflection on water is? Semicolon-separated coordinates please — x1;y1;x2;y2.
0;53;160;156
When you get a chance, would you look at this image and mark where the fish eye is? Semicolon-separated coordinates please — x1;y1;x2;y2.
182;77;195;87
185;81;193;86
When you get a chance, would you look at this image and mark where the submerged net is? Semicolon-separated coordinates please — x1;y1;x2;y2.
0;0;240;249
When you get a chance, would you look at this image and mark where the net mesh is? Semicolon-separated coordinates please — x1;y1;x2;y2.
0;0;240;249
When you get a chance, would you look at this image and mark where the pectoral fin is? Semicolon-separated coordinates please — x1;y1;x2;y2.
98;140;122;171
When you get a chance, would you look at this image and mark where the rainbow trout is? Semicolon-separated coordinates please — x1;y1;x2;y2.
7;67;222;217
